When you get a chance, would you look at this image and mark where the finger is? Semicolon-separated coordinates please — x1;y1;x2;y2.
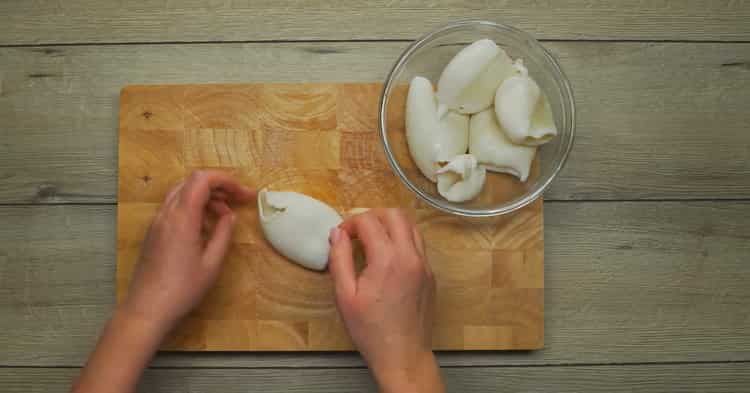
154;181;184;223
339;213;390;264
413;227;434;278
164;181;185;205
412;226;426;259
182;170;255;208
328;228;357;301
423;273;437;326
339;212;390;242
179;170;255;222
202;210;236;267
211;189;229;201
208;199;232;216
371;209;414;248
204;200;231;241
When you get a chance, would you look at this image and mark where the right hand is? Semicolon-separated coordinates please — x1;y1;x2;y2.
328;209;443;393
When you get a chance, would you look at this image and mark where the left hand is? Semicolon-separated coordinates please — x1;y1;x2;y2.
120;170;255;334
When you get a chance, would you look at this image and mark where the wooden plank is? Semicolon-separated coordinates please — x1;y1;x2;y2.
1;1;750;44
2;363;750;393
1;201;749;366
1;42;750;203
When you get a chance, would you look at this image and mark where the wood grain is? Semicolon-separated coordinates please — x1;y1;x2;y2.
2;201;749;366
2;42;750;203
117;83;544;351
2;1;750;44
3;363;750;393
2;1;748;389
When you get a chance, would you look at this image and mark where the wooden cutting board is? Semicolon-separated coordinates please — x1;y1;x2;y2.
117;83;544;351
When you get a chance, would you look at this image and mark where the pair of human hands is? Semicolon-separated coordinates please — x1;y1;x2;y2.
121;170;440;391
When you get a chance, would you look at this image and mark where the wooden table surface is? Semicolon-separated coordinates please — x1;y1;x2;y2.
1;2;749;392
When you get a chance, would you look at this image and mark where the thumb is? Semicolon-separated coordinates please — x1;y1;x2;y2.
203;210;236;267
328;227;356;302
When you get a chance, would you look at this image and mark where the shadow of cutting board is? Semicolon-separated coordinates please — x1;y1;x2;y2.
117;83;543;351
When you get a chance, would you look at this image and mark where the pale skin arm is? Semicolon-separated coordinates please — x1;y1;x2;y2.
71;171;255;393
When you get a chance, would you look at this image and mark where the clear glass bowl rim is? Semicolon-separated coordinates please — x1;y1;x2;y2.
378;19;576;217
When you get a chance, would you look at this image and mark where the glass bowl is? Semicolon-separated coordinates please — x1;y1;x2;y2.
378;20;575;217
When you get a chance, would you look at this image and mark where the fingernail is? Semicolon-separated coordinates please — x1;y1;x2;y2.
329;228;340;245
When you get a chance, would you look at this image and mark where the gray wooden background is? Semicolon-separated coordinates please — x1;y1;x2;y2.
1;1;750;391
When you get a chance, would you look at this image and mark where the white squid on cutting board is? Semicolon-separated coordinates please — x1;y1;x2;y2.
257;189;342;271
